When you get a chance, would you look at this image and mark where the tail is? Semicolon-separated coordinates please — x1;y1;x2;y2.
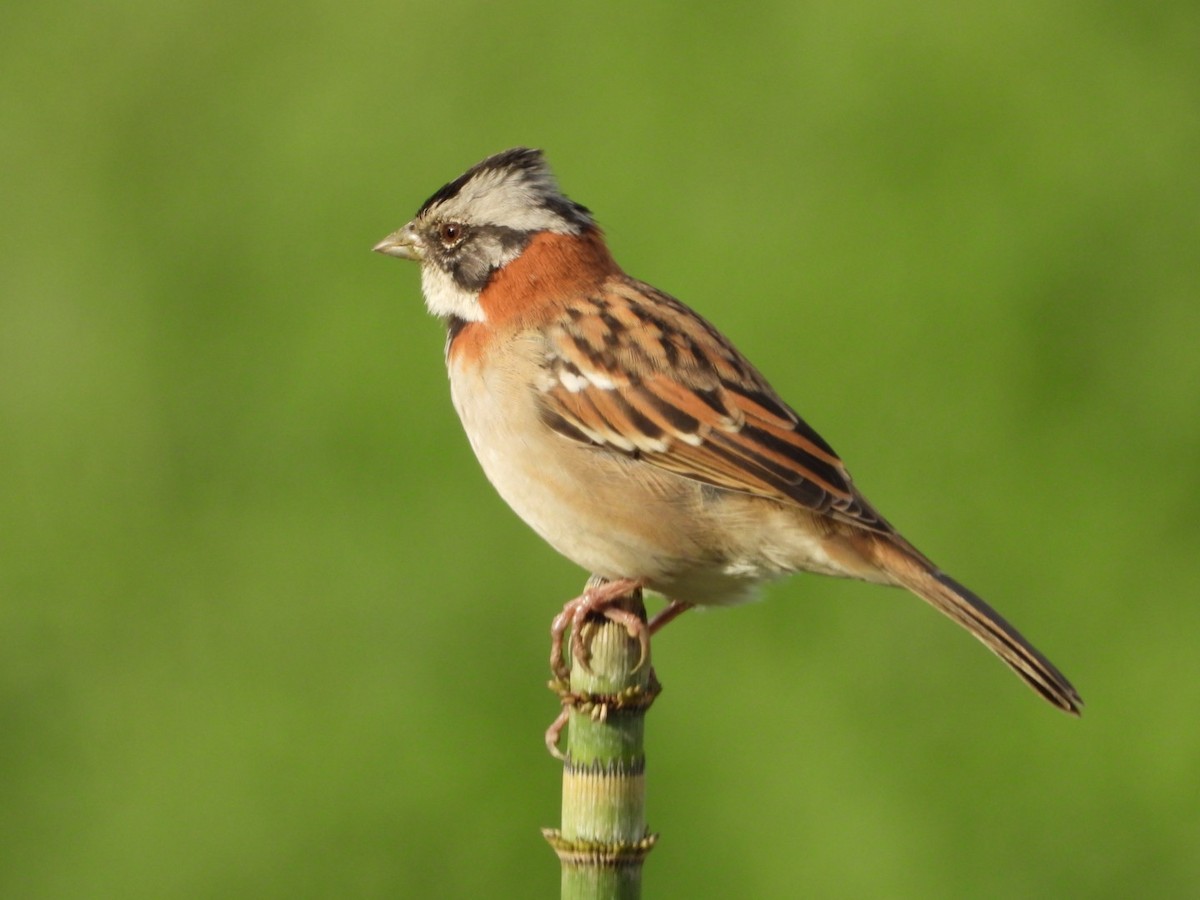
869;538;1083;715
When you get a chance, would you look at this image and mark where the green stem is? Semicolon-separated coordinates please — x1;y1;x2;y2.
544;587;659;899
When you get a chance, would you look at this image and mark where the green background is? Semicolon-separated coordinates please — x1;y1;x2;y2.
3;1;1198;897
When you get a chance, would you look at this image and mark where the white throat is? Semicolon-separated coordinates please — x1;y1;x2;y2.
421;265;487;322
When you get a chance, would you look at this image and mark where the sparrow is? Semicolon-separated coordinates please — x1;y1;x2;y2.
374;147;1082;715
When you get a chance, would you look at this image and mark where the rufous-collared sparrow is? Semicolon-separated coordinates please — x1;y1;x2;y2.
374;148;1081;715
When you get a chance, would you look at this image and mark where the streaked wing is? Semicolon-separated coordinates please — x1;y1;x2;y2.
535;278;889;532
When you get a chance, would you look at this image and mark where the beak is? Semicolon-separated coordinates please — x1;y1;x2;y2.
372;222;423;260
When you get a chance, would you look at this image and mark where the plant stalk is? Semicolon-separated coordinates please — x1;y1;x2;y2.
543;585;659;899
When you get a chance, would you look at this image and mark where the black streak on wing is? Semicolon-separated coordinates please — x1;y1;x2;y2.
540;408;597;446
638;388;702;434
739;424;847;494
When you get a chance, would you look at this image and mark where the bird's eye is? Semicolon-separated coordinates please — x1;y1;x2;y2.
438;222;465;246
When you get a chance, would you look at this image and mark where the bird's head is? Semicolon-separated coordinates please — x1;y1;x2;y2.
373;147;598;324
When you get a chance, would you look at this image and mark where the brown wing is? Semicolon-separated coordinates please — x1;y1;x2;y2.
535;277;890;533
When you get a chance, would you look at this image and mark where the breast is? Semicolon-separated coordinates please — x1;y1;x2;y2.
445;328;708;589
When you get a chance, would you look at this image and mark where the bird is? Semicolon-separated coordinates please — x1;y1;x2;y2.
373;147;1082;715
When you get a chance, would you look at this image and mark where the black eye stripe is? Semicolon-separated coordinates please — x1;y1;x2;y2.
439;224;533;292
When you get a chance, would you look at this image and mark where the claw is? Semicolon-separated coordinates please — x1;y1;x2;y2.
548;577;646;680
544;707;569;761
550;602;576;682
598;603;650;672
570;599;596;675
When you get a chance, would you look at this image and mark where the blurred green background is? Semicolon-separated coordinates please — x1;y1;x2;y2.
3;1;1198;897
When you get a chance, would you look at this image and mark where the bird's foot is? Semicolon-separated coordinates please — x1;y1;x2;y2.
549;577;646;681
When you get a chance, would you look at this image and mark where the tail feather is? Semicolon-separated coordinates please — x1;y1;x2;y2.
871;540;1082;715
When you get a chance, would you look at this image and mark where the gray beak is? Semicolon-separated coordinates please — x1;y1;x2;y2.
372;223;423;260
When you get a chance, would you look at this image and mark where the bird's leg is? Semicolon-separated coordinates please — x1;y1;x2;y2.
549;576;646;681
649;599;693;635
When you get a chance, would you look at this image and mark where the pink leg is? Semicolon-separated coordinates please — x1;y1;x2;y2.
549;577;646;681
649;599;694;635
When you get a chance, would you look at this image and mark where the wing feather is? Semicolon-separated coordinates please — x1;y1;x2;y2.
537;278;889;533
